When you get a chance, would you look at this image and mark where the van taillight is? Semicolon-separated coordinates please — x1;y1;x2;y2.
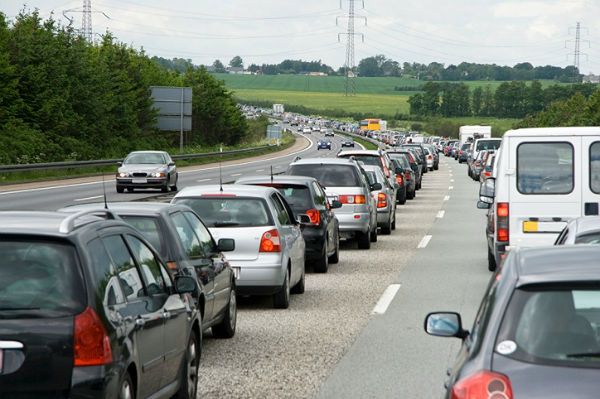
74;307;113;366
451;370;513;399
377;193;387;208
497;202;509;243
260;229;281;252
305;208;321;225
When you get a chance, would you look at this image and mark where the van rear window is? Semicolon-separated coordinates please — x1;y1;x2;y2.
476;140;501;152
517;142;574;195
590;142;600;194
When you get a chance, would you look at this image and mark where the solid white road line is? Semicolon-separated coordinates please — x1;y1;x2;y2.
417;235;432;249
196;178;212;182
74;195;103;202
230;173;242;177
371;284;402;315
444;195;450;201
436;210;445;218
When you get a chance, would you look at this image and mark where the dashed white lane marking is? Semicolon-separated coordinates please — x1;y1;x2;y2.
74;195;103;202
444;195;450;201
437;210;445;218
449;186;454;190
256;169;264;172
196;178;212;182
450;179;455;182
372;284;402;315
417;235;433;249
230;173;242;177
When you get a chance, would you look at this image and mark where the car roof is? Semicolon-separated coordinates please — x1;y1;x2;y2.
0;210;119;236
568;216;600;236
235;175;318;186
59;202;192;217
512;245;600;286
338;150;381;157
289;157;359;166
174;184;279;198
504;127;600;138
126;150;168;155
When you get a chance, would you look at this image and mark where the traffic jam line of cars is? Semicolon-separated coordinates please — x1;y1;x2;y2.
427;127;600;398
0;121;443;397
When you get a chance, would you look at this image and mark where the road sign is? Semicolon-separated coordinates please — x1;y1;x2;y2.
151;86;192;152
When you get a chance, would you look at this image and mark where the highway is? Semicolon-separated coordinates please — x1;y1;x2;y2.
0;130;492;399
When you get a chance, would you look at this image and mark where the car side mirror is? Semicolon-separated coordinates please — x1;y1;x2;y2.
424;312;469;339
168;162;176;166
479;177;496;200
175;275;197;294
117;161;123;167
217;238;235;252
330;200;342;209
477;200;491;209
296;214;311;225
370;182;382;191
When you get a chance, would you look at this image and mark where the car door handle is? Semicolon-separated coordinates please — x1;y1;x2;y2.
135;317;146;328
162;310;171;320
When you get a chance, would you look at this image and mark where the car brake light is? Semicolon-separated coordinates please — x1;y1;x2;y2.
404;171;411;181
396;174;404;185
74;307;113;366
259;229;281;252
377;193;387;208
497;202;509;243
339;195;366;204
428;155;433;160
305;208;321;225
451;370;513;399
484;171;491;177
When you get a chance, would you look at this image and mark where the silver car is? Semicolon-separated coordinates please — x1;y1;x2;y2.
362;165;397;235
172;184;306;309
116;150;178;193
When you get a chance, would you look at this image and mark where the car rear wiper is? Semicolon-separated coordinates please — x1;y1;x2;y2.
212;222;240;227
566;352;600;358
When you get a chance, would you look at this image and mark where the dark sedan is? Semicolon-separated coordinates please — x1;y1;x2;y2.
236;175;341;273
425;245;600;399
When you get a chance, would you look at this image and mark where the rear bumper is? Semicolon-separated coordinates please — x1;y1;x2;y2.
302;227;327;260
335;212;371;235
229;258;285;295
376;208;391;225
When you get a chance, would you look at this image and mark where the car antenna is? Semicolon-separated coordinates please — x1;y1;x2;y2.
219;144;224;193
102;172;109;210
270;165;274;183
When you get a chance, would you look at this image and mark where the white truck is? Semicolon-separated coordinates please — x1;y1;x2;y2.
459;125;491;145
273;104;285;114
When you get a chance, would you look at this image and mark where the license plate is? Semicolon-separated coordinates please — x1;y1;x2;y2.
523;221;538;233
232;267;240;280
523;221;567;233
132;178;147;184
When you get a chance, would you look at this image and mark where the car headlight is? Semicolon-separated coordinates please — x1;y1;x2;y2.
118;172;130;178
151;171;166;178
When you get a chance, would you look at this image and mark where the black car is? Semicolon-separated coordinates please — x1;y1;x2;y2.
399;144;427;175
425;245;600;399
389;157;415;201
0;210;200;398
389;149;422;191
60;202;238;338
317;139;332;150
236;175;341;273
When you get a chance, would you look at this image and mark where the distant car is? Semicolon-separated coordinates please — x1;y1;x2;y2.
389;149;422;191
363;165;397;234
0;210;200;398
341;138;355;147
555;216;600;245
425;245;600;399
324;129;334;137
172;185;306;309
302;127;312;134
236;175;341;273
458;143;470;163
317;139;332;150
116;150;178;193
390;156;414;202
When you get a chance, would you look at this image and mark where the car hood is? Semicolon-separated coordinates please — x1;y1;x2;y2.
119;164;167;173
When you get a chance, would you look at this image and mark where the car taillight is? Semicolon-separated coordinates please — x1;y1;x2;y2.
404;171;411;181
484;171;491;177
427;155;433;160
74;307;113;366
451;370;513;399
339;195;366;204
396;174;404;185
377;192;387;208
305;208;321;226
260;229;281;252
497;202;509;243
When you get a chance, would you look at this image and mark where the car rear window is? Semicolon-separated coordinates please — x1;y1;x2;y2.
0;239;85;317
287;164;361;187
174;197;273;227
339;155;382;168
256;184;312;214
575;232;600;245
496;285;600;367
120;216;164;257
476;140;501;151
517;142;574;195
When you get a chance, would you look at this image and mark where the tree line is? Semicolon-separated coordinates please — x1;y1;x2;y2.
408;81;598;119
0;11;253;165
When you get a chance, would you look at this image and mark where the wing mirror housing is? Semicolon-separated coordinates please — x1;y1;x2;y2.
330;200;343;209
175;275;197;294
217;238;235;252
477;200;491;209
296;214;311;225
424;312;469;340
117;161;123;167
370;182;382;191
479;177;495;202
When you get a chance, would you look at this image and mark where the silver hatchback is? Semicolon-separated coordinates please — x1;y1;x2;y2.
363;165;397;235
172;185;306;309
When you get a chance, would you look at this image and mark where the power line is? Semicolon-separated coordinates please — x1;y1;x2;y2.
82;0;92;42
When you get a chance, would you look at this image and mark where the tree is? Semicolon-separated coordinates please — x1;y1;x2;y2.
357;55;384;77
212;59;226;73
229;56;243;69
472;87;483;116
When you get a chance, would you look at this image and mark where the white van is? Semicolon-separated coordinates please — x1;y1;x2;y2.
478;127;600;271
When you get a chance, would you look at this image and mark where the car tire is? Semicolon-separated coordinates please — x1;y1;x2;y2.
370;226;378;242
434;165;439;170
357;231;371;249
118;373;134;399
212;287;237;339
314;241;329;273
161;182;169;193
398;188;407;205
273;269;290;309
381;219;392;235
126;187;134;193
174;332;200;399
391;215;396;230
328;233;340;264
116;186;124;193
170;175;178;192
291;267;305;294
488;249;497;272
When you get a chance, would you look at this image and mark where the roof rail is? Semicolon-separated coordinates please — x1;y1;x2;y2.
59;209;119;234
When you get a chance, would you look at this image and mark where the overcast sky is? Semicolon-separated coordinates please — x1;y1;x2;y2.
3;0;600;73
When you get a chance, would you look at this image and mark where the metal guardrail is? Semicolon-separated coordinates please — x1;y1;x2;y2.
0;145;274;173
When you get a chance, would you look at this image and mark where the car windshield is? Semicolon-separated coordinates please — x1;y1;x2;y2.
0;239;84;317
497;285;600;366
124;153;166;164
575;232;600;245
476;140;501;151
287;164;361;187
174;197;272;227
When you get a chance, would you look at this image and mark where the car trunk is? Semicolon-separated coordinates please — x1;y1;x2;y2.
323;186;369;214
0;317;74;396
209;226;275;261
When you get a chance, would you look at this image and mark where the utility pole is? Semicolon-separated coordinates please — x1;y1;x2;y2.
338;0;366;96
566;22;590;82
82;0;93;42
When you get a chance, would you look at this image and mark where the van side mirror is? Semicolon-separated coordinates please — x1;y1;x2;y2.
479;177;495;200
217;238;235;252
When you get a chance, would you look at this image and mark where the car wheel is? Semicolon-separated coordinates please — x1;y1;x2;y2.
174;332;200;399
434;165;439;170
291;267;305;294
273;269;290;309
314;241;329;273
116;186;124;194
328;231;340;264
118;373;134;399
381;219;392;235
212;286;237;338
357;231;371;249
161;181;169;193
391;214;396;230
170;174;178;192
370;225;378;242
126;187;134;193
488;248;497;272
398;188;407;205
